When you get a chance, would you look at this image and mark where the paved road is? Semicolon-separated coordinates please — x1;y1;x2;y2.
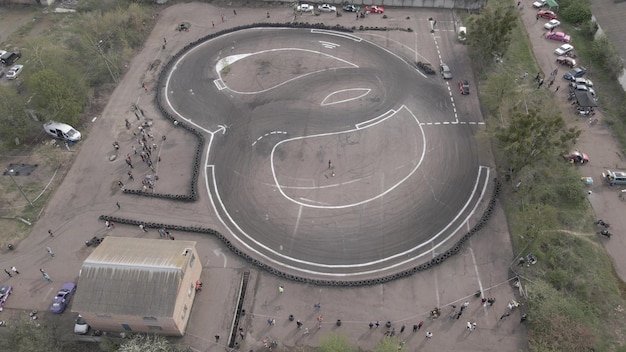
0;3;526;352
165;25;486;276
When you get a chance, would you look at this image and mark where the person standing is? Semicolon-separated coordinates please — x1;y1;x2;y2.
400;325;405;333
369;322;374;329
233;9;237;15
46;247;55;257
418;321;424;330
11;266;19;275
116;202;121;209
413;324;418;332
43;273;52;282
426;331;433;339
278;285;284;294
215;335;220;343
48;229;54;237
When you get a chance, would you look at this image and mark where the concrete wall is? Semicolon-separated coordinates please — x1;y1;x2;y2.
81;245;202;336
172;245;203;335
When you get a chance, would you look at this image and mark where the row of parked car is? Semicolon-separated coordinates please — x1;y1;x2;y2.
0;50;23;80
295;3;384;13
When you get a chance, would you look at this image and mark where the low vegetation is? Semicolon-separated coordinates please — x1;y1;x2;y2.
467;0;626;351
0;1;154;149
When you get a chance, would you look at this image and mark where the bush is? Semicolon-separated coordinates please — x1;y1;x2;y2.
560;1;592;24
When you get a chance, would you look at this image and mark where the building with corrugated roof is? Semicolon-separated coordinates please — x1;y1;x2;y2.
71;237;201;336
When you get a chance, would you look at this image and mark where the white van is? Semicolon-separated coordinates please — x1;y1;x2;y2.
458;26;467;41
603;170;626;186
43;121;82;142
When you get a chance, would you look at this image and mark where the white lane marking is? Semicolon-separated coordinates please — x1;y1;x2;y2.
271;105;423;209
355;108;397;129
321;88;371;106
213;79;227;90
216;48;358;95
204;162;491;275
319;41;340;49
251;131;288;146
310;29;362;42
292;206;303;237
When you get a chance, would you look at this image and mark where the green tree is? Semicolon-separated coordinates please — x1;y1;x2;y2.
589;36;624;79
0;85;30;146
319;333;356;352
495;109;580;174
560;1;592;24
0;317;90;352
374;336;407;352
466;5;517;69
29;69;85;125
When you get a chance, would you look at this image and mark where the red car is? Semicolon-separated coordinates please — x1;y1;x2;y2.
458;80;470;95
537;10;557;20
365;5;384;13
563;150;589;164
546;31;570;43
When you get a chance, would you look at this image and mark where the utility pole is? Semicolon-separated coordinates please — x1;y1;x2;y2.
5;168;33;207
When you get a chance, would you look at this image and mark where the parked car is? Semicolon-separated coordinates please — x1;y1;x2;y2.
604;170;626;186
533;0;547;8
342;4;360;12
562;150;589;164
458;80;470;94
537;10;557;19
554;44;574;55
296;3;314;13
43;121;82;142
74;315;90;334
556;56;576;68
546;31;570;42
416;61;435;75
318;4;336;12
573;77;593;87
439;63;452;79
0;51;21;65
50;282;76;313
569;83;596;97
563;67;586;80
365;5;384;13
5;64;23;80
544;19;560;30
0;285;11;307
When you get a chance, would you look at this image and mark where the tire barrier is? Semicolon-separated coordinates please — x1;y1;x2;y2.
109;20;504;285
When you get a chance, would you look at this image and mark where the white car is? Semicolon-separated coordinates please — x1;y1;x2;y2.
544;19;560;30
5;64;23;80
318;3;337;12
43;121;82;142
74;315;89;334
296;3;314;13
533;0;547;7
554;44;574;55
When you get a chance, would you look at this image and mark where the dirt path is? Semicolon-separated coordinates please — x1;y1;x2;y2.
519;5;626;282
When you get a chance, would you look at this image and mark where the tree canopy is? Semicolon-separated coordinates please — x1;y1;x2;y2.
466;6;518;68
496;109;580;174
29;68;86;126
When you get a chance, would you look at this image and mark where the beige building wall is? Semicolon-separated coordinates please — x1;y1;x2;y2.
78;243;202;336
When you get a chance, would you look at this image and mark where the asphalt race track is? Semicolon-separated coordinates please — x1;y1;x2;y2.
165;27;488;278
